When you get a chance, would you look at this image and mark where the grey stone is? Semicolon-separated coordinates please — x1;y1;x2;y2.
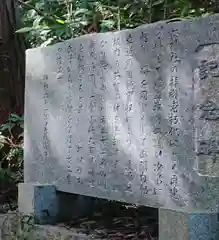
18;183;95;224
159;209;219;240
0;213;100;239
22;13;219;239
24;13;219;213
18;183;58;224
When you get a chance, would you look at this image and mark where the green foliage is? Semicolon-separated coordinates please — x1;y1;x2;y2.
1;114;24;132
17;0;213;48
1;214;37;240
0;114;24;188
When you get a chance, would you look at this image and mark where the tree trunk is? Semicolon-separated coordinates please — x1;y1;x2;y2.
0;0;26;125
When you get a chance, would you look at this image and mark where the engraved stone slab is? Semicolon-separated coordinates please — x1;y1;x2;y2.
24;14;219;213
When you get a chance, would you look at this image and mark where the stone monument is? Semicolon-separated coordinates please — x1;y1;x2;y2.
19;13;219;239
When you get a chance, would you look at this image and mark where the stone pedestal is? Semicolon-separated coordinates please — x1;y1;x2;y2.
18;183;95;224
159;209;219;240
18;183;58;224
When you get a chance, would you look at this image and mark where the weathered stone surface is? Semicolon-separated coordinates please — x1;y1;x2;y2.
0;213;98;240
24;14;219;213
159;209;219;240
194;43;219;177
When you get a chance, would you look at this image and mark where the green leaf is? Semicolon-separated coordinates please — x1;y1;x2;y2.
180;5;190;17
10;113;20;119
100;20;115;29
188;9;196;14
0;134;7;144
74;8;89;17
55;27;67;37
124;4;131;11
27;9;37;19
40;29;51;36
33;16;44;27
102;5;119;11
56;19;65;24
10;114;22;123
0;123;10;131
78;20;89;26
41;37;55;47
152;0;164;7
16;27;34;33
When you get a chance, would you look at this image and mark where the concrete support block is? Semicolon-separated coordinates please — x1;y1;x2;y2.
18;183;58;224
18;183;96;224
159;209;219;240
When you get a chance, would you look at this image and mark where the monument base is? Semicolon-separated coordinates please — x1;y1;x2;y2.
18;183;219;238
159;208;219;240
18;183;95;224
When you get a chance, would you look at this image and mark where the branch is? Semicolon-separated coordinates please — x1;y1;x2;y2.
149;0;153;23
164;0;168;20
17;0;44;17
17;0;56;23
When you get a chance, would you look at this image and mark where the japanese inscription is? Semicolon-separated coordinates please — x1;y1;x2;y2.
194;43;219;177
25;14;219;213
42;74;49;160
